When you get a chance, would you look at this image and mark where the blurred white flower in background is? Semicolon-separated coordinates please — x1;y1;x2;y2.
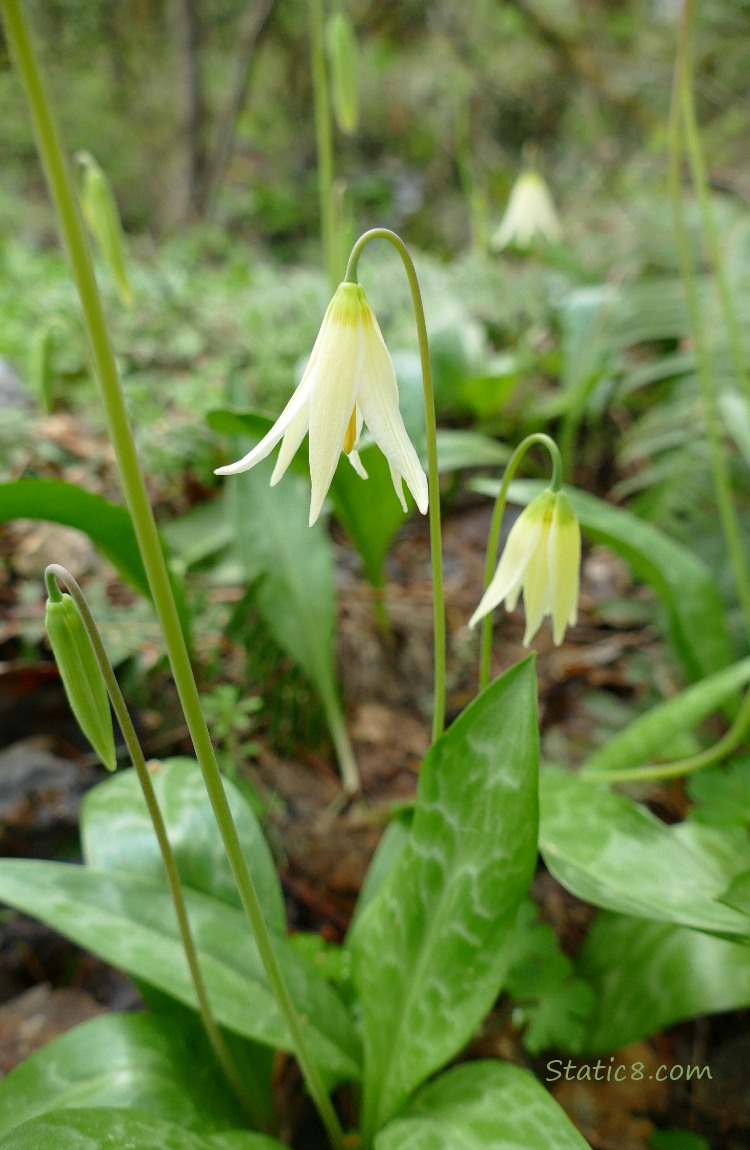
491;170;563;252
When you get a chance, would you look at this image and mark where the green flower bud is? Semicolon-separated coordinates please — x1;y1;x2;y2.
77;151;133;306
46;593;117;771
326;12;359;135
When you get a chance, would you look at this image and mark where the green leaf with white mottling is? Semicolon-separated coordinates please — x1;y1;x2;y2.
540;768;750;935
0;1013;245;1140
0;861;360;1083
0;1108;287;1150
81;759;285;931
350;659;539;1138
578;912;750;1051
374;1061;591;1150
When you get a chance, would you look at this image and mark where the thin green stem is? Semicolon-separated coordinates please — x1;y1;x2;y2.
310;0;338;291
44;564;262;1127
3;6;345;1146
581;685;750;785
477;434;561;691
322;686;360;794
346;229;446;740
668;1;750;638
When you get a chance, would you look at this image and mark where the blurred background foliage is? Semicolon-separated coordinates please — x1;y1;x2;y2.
2;0;750;652
0;0;747;248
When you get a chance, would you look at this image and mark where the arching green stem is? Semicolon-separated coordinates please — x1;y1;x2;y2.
44;566;263;1128
581;685;750;785
2;5;345;1146
346;229;445;740
478;434;561;691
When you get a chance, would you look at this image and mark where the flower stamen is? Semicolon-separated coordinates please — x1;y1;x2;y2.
343;407;358;455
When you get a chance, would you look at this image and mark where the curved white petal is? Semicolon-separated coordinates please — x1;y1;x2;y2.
271;401;310;485
387;459;408;512
356;295;428;514
468;510;545;629
214;372;315;476
214;288;338;479
521;528;552;645
308;295;364;524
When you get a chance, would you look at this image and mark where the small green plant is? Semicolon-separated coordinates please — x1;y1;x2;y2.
201;683;263;779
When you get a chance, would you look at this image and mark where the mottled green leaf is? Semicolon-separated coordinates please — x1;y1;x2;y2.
578;912;750;1051
540;767;750;935
374;1061;590;1150
0;1013;245;1139
0;861;360;1083
0;1108;287;1150
350;659;539;1137
81;759;285;931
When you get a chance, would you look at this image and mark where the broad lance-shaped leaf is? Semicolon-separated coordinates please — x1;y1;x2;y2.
0;478;191;642
0;1013;247;1140
350;658;539;1139
225;445;352;778
0;860;360;1083
0;1108;287;1150
81;759;285;931
540;767;750;935
578;912;750;1052
374;1061;590;1150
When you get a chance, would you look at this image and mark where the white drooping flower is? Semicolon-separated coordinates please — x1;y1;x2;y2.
470;489;580;646
490;170;563;252
215;282;428;526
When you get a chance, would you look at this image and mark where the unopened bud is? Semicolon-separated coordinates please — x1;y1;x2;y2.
46;593;117;771
77;152;133;306
326;13;359;135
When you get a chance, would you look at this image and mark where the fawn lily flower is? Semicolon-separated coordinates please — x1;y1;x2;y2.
215;282;428;526
470;488;580;645
491;170;562;251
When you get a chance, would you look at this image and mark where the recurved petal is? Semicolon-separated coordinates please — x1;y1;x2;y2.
468;509;546;629
271;401;310;486
215;372;314;477
356;292;428;514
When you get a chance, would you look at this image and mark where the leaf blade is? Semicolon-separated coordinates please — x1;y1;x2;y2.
350;659;540;1135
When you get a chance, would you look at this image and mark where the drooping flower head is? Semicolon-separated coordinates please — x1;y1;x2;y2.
470;488;580;646
490;170;563;252
215;282;428;526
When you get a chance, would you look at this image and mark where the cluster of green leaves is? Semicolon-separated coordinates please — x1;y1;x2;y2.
0;663;591;1150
